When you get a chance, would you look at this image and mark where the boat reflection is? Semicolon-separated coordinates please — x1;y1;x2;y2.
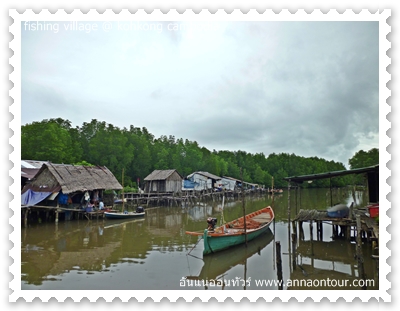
103;217;145;229
187;228;274;282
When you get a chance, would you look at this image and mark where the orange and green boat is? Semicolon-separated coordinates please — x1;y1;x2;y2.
186;206;274;255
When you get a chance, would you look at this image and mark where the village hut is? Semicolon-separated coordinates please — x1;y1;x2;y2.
184;171;222;191
21;162;122;208
222;176;258;190
144;169;183;193
219;177;238;191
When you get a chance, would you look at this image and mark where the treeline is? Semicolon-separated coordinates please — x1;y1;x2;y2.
21;118;378;189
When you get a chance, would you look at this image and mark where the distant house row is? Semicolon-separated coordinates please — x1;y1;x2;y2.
143;169;260;193
21;161;259;208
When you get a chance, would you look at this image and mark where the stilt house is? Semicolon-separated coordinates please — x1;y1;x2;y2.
144;169;183;193
21;163;122;207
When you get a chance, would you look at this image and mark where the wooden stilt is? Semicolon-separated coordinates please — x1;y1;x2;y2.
276;241;283;290
309;221;314;256
24;209;28;227
356;215;366;289
291;233;297;270
299;221;304;240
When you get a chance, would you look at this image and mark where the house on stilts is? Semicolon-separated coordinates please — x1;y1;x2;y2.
21;162;122;223
144;169;183;193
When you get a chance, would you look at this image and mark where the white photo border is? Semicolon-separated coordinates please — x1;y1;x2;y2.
9;9;391;302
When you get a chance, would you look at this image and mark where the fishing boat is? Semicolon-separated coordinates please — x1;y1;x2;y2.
105;168;146;220
104;206;145;219
186;206;274;255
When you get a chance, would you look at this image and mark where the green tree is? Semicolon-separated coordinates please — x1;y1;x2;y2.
87;123;135;179
21;119;82;163
349;148;379;169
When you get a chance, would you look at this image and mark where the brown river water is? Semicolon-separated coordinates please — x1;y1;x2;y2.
21;188;379;290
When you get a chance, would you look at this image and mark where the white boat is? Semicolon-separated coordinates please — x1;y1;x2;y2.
104;206;145;219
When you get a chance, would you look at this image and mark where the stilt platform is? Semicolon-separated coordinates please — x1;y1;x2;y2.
293;208;378;243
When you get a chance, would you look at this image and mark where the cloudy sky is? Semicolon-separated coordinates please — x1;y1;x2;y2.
21;20;379;167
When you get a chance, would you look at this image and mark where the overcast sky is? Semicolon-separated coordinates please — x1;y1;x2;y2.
21;20;379;167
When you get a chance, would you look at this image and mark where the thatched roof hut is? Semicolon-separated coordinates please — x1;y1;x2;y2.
23;163;122;194
144;169;183;193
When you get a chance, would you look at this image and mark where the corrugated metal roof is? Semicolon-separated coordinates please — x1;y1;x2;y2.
188;171;221;180
144;169;182;181
21;168;40;179
21;160;49;168
222;176;258;186
283;165;379;183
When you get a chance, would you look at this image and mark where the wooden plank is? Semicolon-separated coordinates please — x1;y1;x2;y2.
252;215;272;222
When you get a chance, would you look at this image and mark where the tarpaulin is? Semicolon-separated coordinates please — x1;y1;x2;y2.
21;189;52;206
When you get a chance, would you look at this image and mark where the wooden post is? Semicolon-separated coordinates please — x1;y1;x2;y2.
147;181;151;206
291;233;297;270
122;168;125;212
276;241;283;290
271;176;274;193
24;209;29;227
292;221;297;241
299;221;304;240
346;224;351;240
240;168;247;247
317;221;323;241
309;221;314;256
356;215;367;289
287;180;291;222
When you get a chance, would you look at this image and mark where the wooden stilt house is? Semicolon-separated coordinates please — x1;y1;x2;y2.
144;169;183;193
21;163;122;208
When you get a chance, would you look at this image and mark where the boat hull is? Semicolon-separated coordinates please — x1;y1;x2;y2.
203;223;272;255
104;211;145;219
184;206;275;255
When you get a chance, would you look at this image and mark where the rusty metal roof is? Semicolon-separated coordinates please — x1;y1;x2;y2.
144;169;182;181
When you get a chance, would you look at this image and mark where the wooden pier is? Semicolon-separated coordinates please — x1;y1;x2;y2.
21;205;108;226
21;188;269;226
119;188;268;207
293;208;378;243
291;208;379;289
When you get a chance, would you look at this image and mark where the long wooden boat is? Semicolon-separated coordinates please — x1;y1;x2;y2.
186;206;274;255
104;211;145;219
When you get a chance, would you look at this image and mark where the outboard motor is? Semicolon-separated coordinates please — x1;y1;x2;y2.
207;217;218;231
136;206;145;213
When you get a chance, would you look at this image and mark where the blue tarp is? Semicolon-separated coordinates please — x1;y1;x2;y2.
58;193;69;205
183;180;196;189
21;189;52;206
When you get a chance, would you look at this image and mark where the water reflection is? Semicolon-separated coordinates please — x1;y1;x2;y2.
186;229;274;289
21;188;378;290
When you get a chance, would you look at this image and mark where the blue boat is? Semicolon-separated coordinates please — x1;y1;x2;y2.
186;206;274;255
